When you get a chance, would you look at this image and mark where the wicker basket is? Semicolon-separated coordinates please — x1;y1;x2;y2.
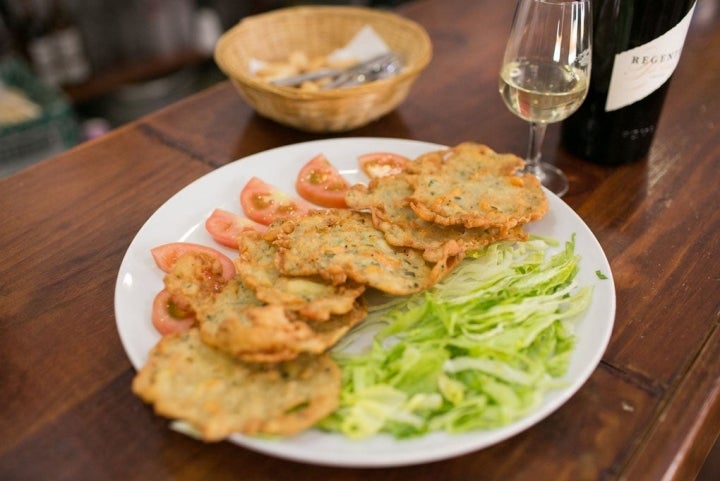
214;5;432;133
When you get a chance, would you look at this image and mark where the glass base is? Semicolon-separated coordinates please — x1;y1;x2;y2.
530;162;569;197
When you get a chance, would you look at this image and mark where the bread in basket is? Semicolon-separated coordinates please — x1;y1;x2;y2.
214;5;432;133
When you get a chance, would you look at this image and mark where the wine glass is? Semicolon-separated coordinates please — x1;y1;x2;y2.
499;0;592;197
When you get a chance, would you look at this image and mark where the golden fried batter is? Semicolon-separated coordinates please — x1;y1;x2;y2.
396;143;547;229
346;174;527;262
268;209;458;295
235;230;365;321
196;296;367;363
407;142;525;178
163;248;364;363
163;251;234;314
132;328;340;441
408;172;547;229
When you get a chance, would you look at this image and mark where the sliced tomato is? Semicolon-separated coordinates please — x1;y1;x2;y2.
150;242;236;280
151;289;195;335
357;152;410;179
295;154;350;208
240;176;312;225
205;208;266;248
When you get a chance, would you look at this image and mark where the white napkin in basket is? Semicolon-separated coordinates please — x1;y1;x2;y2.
249;25;390;74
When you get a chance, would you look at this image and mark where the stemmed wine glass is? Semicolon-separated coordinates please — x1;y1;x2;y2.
499;0;592;197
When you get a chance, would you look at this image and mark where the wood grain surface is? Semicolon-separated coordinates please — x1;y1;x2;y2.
1;1;718;480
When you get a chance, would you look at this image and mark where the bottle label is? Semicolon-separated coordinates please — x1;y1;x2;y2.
605;2;697;112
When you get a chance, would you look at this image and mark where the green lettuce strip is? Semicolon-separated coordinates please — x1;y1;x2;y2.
318;236;592;440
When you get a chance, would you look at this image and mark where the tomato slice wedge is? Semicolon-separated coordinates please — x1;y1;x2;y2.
205;208;266;248
151;289;195;335
240;176;312;225
295;154;350;208
150;242;236;280
357;152;410;179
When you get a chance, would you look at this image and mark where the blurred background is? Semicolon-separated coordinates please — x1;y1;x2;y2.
0;0;409;177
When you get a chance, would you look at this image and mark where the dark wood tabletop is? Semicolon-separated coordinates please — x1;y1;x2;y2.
2;0;719;480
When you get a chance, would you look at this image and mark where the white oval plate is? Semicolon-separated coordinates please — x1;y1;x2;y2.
115;137;615;468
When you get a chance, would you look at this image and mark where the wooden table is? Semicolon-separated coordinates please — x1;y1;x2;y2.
2;1;719;480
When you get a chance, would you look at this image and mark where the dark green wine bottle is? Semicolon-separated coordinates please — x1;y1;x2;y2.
561;0;697;165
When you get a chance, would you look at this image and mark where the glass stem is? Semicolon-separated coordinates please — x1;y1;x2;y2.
526;121;547;178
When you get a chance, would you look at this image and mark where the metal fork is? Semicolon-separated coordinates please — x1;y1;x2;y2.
269;52;402;88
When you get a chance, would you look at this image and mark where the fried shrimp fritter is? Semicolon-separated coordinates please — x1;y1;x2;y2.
162;248;365;363
197;299;367;363
407;142;525;178
132;328;340;441
402;143;548;229
346;174;527;262
235;230;365;321
163;251;233;314
408;171;548;229
268;209;458;295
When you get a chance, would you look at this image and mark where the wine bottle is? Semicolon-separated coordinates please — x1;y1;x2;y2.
561;0;697;165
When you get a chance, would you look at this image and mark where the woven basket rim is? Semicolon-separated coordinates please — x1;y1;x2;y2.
214;5;432;100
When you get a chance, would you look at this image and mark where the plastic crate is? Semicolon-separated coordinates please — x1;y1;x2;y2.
0;56;79;165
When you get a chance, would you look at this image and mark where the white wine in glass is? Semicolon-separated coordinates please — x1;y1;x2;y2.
499;0;591;197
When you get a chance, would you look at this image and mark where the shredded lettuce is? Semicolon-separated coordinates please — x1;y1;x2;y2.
319;236;592;439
